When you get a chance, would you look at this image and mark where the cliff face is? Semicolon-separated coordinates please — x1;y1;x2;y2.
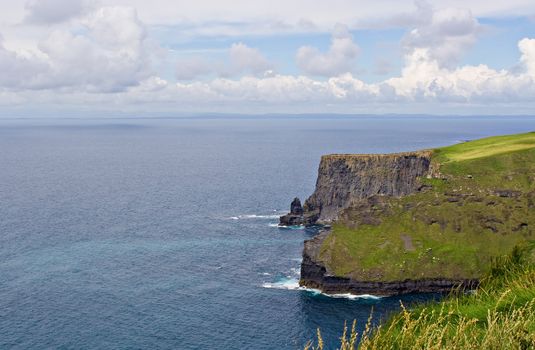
280;151;433;226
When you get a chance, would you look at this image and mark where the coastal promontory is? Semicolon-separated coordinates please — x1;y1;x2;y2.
282;132;535;296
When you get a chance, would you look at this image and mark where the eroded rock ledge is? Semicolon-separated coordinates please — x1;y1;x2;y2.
299;230;479;296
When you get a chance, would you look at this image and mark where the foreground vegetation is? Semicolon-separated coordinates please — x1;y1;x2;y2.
306;243;535;349
320;132;535;281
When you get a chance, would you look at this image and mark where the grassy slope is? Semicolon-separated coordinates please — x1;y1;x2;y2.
319;132;535;282
307;243;535;350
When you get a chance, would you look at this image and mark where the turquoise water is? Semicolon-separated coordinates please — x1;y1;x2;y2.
1;115;534;349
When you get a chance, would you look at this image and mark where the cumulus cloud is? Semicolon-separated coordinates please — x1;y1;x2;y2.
385;45;535;103
175;42;272;80
228;42;272;75
0;35;49;88
1;2;535;113
402;4;481;67
519;38;535;77
1;6;153;92
24;0;93;24
296;24;359;76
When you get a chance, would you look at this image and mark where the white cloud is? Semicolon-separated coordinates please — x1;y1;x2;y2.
175;42;272;80
0;35;49;88
0;6;153;92
228;43;272;76
296;24;359;76
402;5;480;67
1;1;533;39
385;45;535;103
96;0;534;33
0;2;535;114
519;38;535;78
24;0;94;24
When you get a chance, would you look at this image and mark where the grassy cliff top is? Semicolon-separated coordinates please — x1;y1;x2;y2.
319;132;535;282
435;131;535;162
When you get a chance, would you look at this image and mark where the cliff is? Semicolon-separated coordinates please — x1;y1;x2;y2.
282;132;535;296
280;151;434;226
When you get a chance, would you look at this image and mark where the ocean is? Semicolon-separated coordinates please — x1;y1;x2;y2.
1;115;534;349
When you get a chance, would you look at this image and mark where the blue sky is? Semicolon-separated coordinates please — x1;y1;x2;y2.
0;0;535;115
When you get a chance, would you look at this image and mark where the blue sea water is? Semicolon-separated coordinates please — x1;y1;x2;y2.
0;115;534;349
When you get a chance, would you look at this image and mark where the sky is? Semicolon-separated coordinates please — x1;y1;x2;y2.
1;0;535;116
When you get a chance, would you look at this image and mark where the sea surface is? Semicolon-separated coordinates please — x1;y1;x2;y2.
1;115;534;349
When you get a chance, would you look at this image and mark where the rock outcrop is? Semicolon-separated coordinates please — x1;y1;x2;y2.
279;198;306;226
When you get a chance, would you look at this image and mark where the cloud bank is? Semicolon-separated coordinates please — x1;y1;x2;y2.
0;1;534;114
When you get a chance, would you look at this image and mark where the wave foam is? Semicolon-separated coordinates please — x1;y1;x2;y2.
276;225;305;230
229;214;281;220
262;278;300;290
262;278;382;300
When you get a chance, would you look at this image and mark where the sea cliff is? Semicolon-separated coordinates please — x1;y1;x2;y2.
280;151;435;226
282;132;535;296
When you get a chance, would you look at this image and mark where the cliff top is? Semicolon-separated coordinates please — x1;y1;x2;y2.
435;131;535;162
320;150;433;160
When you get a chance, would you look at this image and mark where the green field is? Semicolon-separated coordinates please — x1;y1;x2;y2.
319;132;535;282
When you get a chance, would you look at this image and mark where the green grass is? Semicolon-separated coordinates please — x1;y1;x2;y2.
306;243;535;350
319;132;535;282
434;132;535;162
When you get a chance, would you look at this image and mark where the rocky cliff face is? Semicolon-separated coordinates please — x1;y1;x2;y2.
306;152;434;223
280;151;434;226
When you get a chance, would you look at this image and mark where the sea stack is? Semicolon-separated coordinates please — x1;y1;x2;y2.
279;197;304;226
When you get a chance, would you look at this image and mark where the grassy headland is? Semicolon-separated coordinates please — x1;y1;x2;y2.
319;132;535;282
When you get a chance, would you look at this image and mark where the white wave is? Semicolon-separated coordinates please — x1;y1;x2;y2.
262;278;301;290
277;224;305;230
229;214;281;220
268;223;279;227
260;272;271;276
262;278;383;300
329;293;382;300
